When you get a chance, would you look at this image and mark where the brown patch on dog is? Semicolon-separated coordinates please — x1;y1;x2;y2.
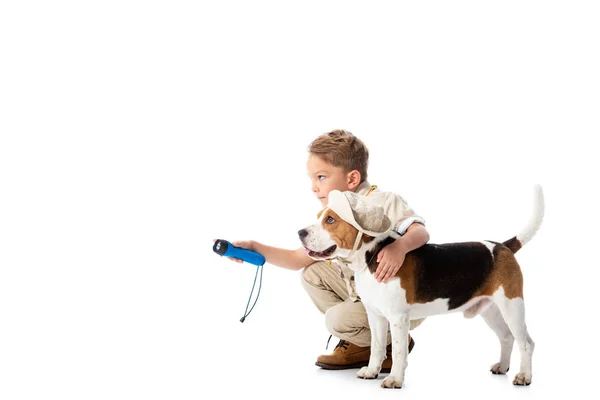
317;209;324;219
321;210;360;250
503;236;522;253
474;246;524;299
397;254;418;304
362;234;374;244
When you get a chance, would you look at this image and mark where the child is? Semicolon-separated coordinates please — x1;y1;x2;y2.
225;130;429;371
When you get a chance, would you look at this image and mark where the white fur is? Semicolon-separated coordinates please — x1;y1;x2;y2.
482;241;496;257
481;301;513;374
492;287;534;385
517;184;544;246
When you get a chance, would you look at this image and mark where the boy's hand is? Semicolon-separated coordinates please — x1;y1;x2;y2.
212;239;255;264
375;240;406;282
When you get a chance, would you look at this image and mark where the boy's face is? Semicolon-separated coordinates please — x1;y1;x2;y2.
307;154;360;207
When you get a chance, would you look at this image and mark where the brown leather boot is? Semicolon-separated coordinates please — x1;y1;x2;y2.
381;335;415;373
315;339;371;370
316;336;415;371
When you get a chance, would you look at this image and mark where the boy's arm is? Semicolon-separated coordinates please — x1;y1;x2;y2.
393;222;430;254
375;223;430;282
228;240;314;271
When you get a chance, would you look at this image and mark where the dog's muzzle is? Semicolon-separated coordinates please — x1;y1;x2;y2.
298;229;337;259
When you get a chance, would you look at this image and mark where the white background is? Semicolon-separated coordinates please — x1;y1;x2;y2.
1;1;599;399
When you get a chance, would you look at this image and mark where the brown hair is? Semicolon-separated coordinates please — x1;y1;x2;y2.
308;129;369;182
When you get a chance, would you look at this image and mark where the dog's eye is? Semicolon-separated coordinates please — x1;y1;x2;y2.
325;216;335;224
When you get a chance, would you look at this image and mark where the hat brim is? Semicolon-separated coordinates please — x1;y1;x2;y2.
327;190;391;236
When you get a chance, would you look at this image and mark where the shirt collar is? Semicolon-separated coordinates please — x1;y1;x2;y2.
354;180;375;196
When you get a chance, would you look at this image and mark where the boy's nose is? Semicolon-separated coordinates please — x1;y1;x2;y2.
298;229;308;239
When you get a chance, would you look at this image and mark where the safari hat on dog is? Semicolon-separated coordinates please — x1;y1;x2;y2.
327;190;391;237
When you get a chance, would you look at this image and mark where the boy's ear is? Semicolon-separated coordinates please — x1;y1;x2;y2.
347;170;361;190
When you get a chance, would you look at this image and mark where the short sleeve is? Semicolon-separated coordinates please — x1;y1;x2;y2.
386;194;426;236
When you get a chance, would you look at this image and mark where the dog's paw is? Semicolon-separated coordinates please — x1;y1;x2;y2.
357;366;379;379
381;375;403;389
490;362;509;375
512;372;531;386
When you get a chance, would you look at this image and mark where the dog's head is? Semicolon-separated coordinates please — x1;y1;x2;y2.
298;190;392;263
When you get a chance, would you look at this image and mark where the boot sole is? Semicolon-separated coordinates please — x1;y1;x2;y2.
315;361;370;370
315;337;414;373
315;361;393;374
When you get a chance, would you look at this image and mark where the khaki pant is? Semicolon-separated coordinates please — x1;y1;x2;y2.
301;260;423;348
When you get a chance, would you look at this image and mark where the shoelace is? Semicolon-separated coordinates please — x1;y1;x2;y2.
335;339;349;351
325;335;349;351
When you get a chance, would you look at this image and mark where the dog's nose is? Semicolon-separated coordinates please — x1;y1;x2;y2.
298;229;308;239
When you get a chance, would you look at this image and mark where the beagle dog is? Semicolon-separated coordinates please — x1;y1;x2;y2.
298;185;544;389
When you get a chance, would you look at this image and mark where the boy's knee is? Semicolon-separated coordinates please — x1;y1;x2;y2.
300;261;328;288
325;304;350;334
301;266;320;294
301;264;318;284
324;306;341;334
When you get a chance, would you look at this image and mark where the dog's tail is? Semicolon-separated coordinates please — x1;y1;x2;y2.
503;184;545;254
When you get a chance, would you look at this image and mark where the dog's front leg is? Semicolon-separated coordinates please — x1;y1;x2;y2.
381;313;409;389
357;307;387;380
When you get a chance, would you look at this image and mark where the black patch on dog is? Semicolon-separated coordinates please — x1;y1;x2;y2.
365;236;397;273
411;242;494;310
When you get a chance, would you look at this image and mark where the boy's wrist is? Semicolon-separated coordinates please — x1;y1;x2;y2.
248;240;258;252
392;238;408;254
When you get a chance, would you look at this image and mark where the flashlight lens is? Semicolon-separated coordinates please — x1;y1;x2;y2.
213;239;229;256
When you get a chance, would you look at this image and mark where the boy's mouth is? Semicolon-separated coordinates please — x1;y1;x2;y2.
304;245;337;259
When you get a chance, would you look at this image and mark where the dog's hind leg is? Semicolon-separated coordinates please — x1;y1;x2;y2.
495;295;534;386
357;308;387;380
481;303;514;374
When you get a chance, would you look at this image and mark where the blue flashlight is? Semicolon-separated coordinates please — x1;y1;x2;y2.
212;239;266;266
213;239;266;323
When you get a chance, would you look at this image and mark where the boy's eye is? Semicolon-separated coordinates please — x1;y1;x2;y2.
318;175;325;181
325;216;335;224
